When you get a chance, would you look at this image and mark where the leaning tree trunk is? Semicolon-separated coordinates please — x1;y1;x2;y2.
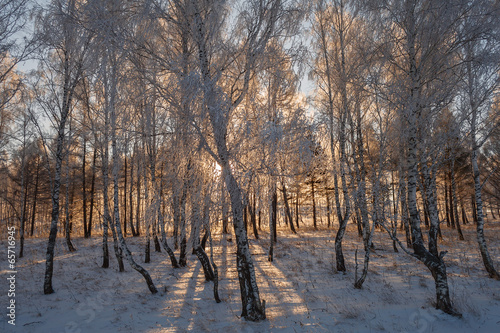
43;121;65;294
404;64;460;315
469;74;500;279
192;1;265;319
157;192;179;268
108;51;157;293
471;149;500;279
281;180;296;234
43;42;82;293
408;151;460;315
192;192;215;282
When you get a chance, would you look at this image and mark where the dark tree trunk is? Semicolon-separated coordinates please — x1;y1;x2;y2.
295;189;299;229
222;184;229;234
194;246;215;281
158;199;179;268
471;195;478;224
355;206;362;237
460;196;468;225
448;172;456;229
173;195;180;249
244;204;248;233
154;235;161;252
179;236;187;267
19;168;29;258
145;237;151;263
258;209;261;230
423;198;430;228
102;216;110;268
201;230;208;250
326;190;331;229
248;191;259;239
444;174;451;228
135;157;141;236
87;147;97;238
82;137;88;238
282;181;296;234
272;188;277;243
123;154;127;236
178;184;188;266
311;177;317;230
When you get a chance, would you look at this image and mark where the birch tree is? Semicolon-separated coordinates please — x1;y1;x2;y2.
458;0;500;280
90;0;158;293
155;0;304;320
364;0;477;316
35;0;94;295
312;0;359;272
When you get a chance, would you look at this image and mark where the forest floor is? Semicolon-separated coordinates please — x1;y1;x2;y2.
1;220;500;332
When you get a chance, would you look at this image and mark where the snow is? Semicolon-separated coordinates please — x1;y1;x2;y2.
1;221;500;332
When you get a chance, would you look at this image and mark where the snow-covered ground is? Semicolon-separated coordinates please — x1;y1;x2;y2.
1;221;499;332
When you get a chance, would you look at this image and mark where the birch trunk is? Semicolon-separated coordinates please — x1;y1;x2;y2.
44;114;66;294
159;199;179;268
403;10;460;313
108;45;157;293
100;79;124;273
350;103;371;288
471;149;500;279
43;0;86;291
224;164;266;320
19;128;27;258
469;64;500;279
